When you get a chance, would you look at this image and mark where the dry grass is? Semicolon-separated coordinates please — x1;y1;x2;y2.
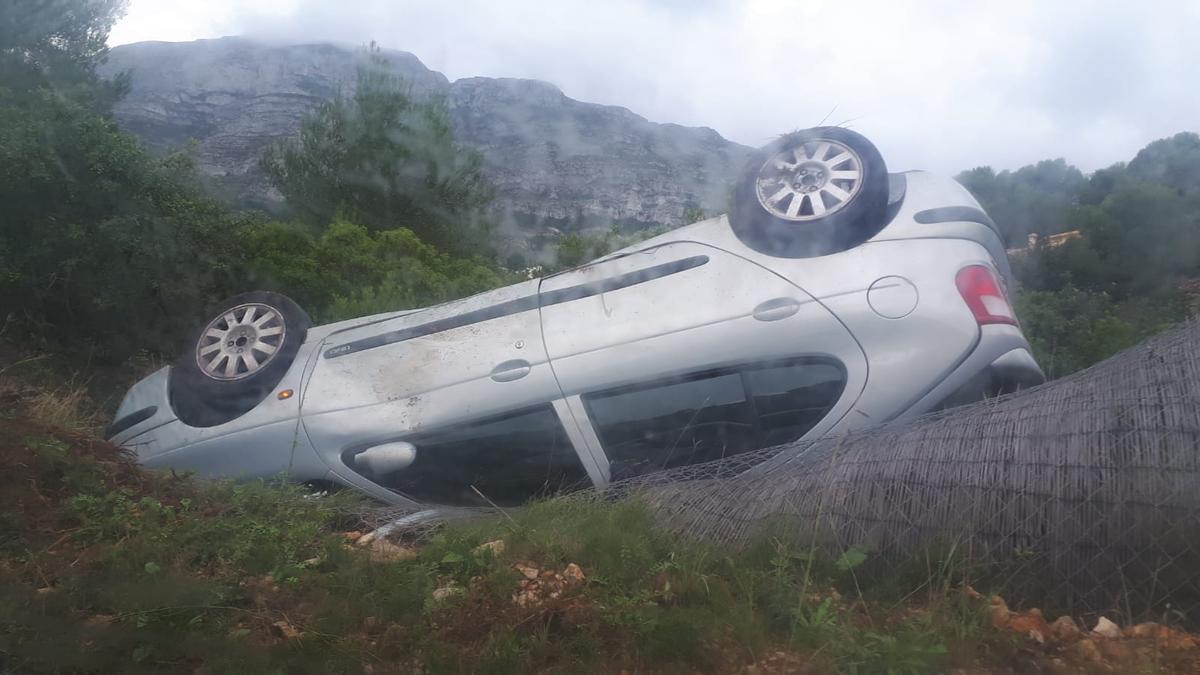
23;380;105;434
0;362;104;434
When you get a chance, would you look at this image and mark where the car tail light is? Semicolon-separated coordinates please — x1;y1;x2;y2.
956;265;1017;326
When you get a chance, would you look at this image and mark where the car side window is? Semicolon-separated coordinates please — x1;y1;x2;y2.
583;358;845;479
745;361;846;447
349;405;590;507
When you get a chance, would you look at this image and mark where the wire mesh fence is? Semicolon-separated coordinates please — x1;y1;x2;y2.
588;317;1200;626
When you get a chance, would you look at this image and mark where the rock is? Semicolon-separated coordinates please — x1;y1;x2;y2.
988;595;1010;628
102;37;752;254
1092;616;1121;639
1005;609;1051;644
510;562;587;608
1168;632;1199;650
563;563;586;585
270;620;303;640
473;540;505;556
1156;626;1199;650
1123;622;1160;639
1098;639;1132;661
431;585;464;601
368;539;418;563
1072;638;1102;662
513;589;539;608
1050;615;1082;642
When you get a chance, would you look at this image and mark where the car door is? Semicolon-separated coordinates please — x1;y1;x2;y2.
537;241;867;483
299;279;597;506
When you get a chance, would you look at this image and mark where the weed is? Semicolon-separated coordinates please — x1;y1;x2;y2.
0;415;1084;674
25;381;104;433
839;628;949;675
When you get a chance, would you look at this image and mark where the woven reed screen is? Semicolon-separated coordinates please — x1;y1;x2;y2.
372;319;1200;623
582;318;1200;623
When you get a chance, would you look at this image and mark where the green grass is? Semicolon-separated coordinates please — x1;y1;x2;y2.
0;416;1010;674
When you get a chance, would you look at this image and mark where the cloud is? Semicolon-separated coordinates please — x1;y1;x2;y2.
109;0;1200;173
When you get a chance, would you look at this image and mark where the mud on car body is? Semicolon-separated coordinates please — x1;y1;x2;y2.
108;127;1045;510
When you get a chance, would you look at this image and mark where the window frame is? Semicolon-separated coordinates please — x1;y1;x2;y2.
339;400;600;506
579;356;847;477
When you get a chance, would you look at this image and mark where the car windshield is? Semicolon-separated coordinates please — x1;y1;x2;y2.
5;1;1200;672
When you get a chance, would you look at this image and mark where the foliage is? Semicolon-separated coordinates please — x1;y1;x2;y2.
553;224;671;270
0;408;1009;673
261;44;494;256
1015;287;1138;379
0;0;252;360
238;219;518;322
1126;131;1200;195
956;159;1086;247
0;95;251;357
964;133;1200;378
682;204;710;225
0;0;129;112
3;11;515;362
555;231;616;269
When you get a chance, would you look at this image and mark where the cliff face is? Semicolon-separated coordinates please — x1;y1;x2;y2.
103;37;753;242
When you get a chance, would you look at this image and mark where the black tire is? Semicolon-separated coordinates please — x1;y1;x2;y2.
729;126;889;258
169;291;311;427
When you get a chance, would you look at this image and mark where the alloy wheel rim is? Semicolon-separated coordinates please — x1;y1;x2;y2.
755;139;864;222
194;303;285;381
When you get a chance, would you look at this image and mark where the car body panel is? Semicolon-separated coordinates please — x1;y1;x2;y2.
109;169;1046;508
539;240;869;482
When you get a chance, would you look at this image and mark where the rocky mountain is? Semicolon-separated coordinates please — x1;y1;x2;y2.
102;37;753;253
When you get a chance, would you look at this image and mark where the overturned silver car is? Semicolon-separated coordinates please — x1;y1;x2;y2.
107;127;1044;509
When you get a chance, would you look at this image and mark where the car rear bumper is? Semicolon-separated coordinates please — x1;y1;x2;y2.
899;324;1045;418
926;346;1044;412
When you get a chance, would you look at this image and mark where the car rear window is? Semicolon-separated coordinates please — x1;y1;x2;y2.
583;358;845;479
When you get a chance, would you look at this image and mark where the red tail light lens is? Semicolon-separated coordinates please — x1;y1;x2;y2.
956;265;1017;326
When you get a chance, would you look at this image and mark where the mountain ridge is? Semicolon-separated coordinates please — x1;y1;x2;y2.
102;37;753;256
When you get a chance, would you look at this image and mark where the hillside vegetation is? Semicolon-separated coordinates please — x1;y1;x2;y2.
3;1;1198;380
1;4;512;365
959;134;1200;377
6;352;1200;673
5;5;1200;670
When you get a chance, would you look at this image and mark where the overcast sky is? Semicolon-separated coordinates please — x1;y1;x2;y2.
108;0;1200;174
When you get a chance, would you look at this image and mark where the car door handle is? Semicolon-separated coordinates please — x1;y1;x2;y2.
752;297;802;322
491;359;532;382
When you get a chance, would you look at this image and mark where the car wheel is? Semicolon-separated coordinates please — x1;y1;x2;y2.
169;291;311;427
729;126;889;257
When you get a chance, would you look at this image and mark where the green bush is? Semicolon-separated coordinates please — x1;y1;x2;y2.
238;219;518;322
261;44;494;257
